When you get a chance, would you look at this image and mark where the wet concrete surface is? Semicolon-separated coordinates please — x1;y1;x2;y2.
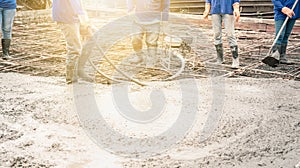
0;8;299;168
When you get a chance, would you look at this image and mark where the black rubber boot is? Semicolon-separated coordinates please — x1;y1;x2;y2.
77;43;94;83
77;62;94;82
66;63;78;84
128;50;144;64
230;45;239;68
279;44;288;64
271;44;281;59
146;47;158;68
215;44;224;64
230;46;239;59
272;44;281;52
2;39;12;60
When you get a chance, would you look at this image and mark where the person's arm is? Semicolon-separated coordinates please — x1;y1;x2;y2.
233;2;240;22
272;0;285;10
272;0;295;18
203;0;211;20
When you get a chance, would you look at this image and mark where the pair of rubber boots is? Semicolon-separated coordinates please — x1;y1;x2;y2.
129;48;158;68
66;59;94;84
215;44;239;69
1;39;12;60
271;44;288;64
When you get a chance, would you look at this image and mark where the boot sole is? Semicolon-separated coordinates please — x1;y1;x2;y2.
2;56;13;60
66;79;78;84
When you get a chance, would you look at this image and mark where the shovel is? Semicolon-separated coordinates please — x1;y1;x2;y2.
262;0;298;67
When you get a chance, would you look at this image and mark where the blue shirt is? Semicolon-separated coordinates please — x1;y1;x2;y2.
52;0;85;23
272;0;300;20
0;0;16;9
127;0;170;23
205;0;240;15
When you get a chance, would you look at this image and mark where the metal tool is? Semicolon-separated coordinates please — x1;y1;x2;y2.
262;0;298;67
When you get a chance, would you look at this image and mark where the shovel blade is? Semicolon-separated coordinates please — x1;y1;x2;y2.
262;56;279;67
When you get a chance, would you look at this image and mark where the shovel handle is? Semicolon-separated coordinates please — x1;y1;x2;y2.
267;0;298;56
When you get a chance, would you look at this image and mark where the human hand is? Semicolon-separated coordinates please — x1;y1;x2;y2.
282;7;295;18
233;3;240;22
203;10;210;20
203;3;211;20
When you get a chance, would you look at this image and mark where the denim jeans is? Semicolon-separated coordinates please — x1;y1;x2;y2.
0;8;16;39
212;14;237;47
275;19;296;45
58;22;81;65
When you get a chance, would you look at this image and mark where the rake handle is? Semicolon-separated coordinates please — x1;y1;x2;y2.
267;0;299;56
